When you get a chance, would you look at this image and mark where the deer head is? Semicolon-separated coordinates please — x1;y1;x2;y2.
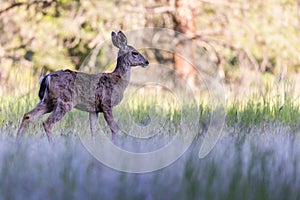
112;31;149;68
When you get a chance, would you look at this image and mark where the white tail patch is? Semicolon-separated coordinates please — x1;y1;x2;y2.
45;75;51;88
41;76;51;102
40;75;51;85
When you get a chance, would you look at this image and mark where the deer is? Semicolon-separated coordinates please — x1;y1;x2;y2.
16;31;149;142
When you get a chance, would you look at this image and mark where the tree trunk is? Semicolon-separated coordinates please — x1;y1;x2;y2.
173;0;197;90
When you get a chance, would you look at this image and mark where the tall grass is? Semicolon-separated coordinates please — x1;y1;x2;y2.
226;82;300;133
1;84;298;138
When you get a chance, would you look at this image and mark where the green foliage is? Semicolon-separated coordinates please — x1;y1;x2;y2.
198;0;300;73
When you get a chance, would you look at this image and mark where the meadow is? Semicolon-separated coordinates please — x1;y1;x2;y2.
1;0;300;199
0;81;300;200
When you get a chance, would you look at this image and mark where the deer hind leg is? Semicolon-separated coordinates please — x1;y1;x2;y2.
43;101;72;143
16;101;51;141
89;112;98;137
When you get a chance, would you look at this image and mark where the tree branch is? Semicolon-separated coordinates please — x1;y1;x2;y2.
0;2;25;15
0;0;56;15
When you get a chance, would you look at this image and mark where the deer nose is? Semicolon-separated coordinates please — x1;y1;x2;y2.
142;60;149;68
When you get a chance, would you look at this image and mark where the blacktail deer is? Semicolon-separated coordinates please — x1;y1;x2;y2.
16;31;149;142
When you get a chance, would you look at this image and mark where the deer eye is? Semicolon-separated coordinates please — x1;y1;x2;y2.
132;51;139;56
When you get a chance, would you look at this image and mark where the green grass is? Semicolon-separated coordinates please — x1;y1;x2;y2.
1;85;299;137
226;83;300;133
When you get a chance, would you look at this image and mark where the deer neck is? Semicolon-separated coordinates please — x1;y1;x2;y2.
113;55;131;89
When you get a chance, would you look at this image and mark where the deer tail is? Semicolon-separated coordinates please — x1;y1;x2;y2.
38;75;51;101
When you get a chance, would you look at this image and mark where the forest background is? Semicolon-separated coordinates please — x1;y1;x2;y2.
0;0;300;98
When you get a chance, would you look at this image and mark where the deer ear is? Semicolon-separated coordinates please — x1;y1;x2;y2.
111;31;121;48
117;31;127;47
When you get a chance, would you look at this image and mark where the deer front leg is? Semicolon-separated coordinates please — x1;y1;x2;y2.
43;101;72;143
89;112;98;137
102;109;118;139
16;102;50;141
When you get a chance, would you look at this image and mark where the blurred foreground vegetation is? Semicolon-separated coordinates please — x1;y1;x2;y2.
0;130;300;200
